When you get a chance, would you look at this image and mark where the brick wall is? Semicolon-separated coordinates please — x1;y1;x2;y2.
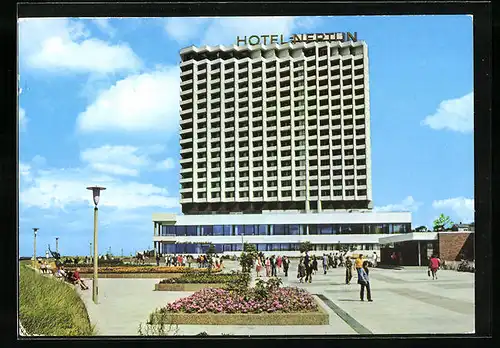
438;232;474;261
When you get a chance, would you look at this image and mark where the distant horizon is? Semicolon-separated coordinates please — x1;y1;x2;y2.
19;15;473;256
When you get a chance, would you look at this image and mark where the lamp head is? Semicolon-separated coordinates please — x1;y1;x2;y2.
86;186;106;206
33;228;39;235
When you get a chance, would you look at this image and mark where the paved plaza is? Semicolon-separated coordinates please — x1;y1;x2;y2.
78;261;474;336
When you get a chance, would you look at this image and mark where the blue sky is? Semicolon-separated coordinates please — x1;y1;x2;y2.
18;15;474;257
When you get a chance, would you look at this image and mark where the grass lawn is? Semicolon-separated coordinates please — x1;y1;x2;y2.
19;263;95;336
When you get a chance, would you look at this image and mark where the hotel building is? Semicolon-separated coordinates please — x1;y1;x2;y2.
153;38;412;256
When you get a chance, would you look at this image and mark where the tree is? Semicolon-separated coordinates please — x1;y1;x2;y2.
206;243;216;255
415;225;429;232
433;214;453;231
299;241;312;254
239;242;257;273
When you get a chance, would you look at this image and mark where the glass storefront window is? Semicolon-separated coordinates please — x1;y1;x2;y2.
257;244;267;251
244;225;254;235
186;226;196;236
319;224;332;234
204;226;213;236
258;225;267;235
299;225;306;235
374;224;389;234
309;225;318;235
213;225;223;236
289;225;300;235
274;225;285;235
332;225;340;234
271;244;280;251
215;244;223;253
340;225;353;234
223;244;232;251
224;225;232;236
350;224;363;234
235;226;244;235
176;226;186;236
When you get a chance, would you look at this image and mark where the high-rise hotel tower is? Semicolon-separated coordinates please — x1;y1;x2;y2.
179;39;373;215
152;37;411;256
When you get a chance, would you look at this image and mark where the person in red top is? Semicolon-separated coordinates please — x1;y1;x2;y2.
71;268;89;290
428;255;441;280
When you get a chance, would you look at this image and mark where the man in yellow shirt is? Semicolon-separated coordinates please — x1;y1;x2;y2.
355;254;364;276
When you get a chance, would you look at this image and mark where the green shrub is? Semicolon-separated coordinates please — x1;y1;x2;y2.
19;264;95;336
159;272;242;284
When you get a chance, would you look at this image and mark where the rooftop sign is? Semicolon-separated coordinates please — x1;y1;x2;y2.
236;32;358;46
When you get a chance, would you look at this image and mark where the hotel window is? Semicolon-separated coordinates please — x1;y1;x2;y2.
308;225;318;235
319;225;333;235
213;225;223;236
289;225;300;235
257;225;267;235
244;225;254;235
175;226;186;236
223;225;232;236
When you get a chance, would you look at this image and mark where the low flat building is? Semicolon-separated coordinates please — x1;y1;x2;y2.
378;231;475;266
152;211;411;256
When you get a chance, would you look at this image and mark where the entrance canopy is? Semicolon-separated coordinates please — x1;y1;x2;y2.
378;232;438;245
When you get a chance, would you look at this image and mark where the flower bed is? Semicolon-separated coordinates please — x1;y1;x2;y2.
159;272;245;284
67;266;222;274
148;287;328;325
155;272;248;291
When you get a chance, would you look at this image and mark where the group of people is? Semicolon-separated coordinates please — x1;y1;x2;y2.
255;254;291;277
155;253;225;270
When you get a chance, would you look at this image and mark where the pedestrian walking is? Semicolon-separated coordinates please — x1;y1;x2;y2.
428;254;441;280
305;252;313;283
322;254;328;274
265;257;271;277
277;255;283;273
283;256;290;277
345;256;353;284
256;256;263;277
371;252;378;268
297;258;306;283
271;255;277;277
355;254;364;277
358;261;373;301
155;254;160;266
312;255;318;275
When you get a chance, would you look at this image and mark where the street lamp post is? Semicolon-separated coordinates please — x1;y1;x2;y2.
86;186;106;305
32;228;39;268
55;237;59;254
89;242;92;263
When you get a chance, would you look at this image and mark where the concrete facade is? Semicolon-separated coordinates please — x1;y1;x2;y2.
178;40;373;214
151;211;412;256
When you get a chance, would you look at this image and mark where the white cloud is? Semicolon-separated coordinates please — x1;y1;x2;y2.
164;17;211;44
80;145;176;177
31;155;47;166
156;158;176;170
20;163;179;211
432;197;474;224
421;92;473;133
165;16;297;46
19;163;32;184
19;108;27;131
76;67;180;133
19;18;141;74
92;18;116;37
374;196;422;212
80;145;149;177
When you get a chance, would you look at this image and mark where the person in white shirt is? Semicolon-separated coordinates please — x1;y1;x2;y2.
371;252;378;267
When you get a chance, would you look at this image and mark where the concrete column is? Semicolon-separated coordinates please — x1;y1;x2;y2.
317;200;322;212
306;224;310;235
417;241;421;266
